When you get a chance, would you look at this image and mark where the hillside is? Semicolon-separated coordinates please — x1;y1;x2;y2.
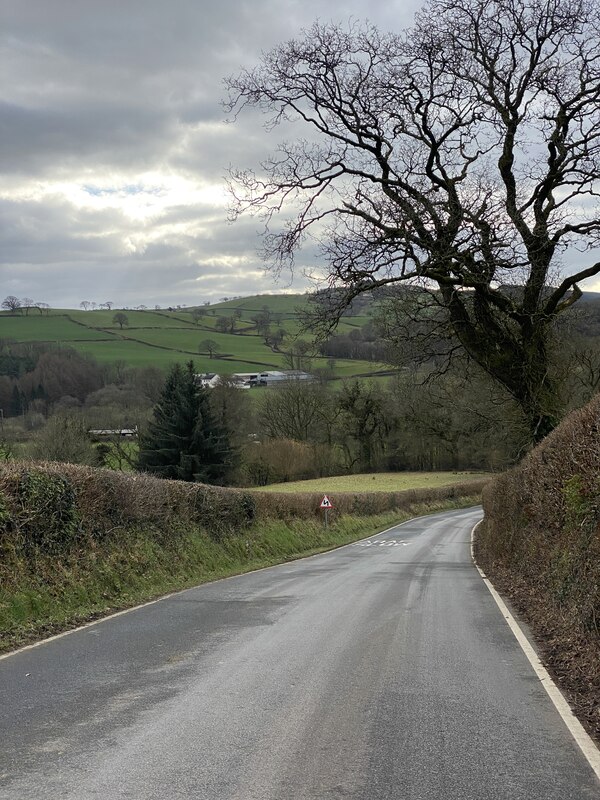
4;288;600;376
0;296;388;380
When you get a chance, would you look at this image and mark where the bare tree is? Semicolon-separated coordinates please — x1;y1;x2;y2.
215;316;230;333
112;312;129;330
21;298;34;316
226;1;600;443
282;340;312;371
258;379;330;442
336;381;393;471
266;328;286;350
199;339;220;358
232;308;243;331
2;296;22;314
100;434;139;470
251;306;272;337
80;301;91;311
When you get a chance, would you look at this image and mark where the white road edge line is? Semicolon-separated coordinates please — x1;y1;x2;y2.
471;520;600;782
0;506;478;663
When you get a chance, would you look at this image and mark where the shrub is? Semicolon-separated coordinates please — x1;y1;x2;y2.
29;414;97;465
191;486;256;539
242;438;316;485
16;468;79;550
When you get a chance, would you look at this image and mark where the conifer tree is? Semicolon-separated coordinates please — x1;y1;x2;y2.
10;385;25;416
137;361;233;483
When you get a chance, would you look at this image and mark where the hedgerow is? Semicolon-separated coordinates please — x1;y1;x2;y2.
0;461;486;574
477;395;600;738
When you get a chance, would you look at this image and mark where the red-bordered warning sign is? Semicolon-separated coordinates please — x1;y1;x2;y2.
320;495;334;509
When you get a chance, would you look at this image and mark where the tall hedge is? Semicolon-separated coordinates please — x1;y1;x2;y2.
477;395;600;743
477;397;600;668
478;395;600;638
0;463;257;559
0;461;486;567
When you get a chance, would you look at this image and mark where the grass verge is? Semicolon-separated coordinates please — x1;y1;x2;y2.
0;495;479;655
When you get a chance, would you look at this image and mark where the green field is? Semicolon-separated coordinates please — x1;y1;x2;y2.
131;328;283;365
74;340;283;372
254;471;489;493
66;309;192;328
0;295;390;380
209;294;308;316
0;315;114;342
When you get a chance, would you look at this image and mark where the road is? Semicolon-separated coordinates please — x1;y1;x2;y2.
1;507;598;799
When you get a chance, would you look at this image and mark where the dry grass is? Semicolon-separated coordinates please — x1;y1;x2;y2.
255;471;489;493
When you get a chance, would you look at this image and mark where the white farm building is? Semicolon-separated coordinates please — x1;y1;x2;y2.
194;370;313;389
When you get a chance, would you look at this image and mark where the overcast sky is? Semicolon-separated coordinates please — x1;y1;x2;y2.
0;1;426;308
5;1;600;311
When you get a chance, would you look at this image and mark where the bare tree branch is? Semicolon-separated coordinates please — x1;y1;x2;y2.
226;1;600;442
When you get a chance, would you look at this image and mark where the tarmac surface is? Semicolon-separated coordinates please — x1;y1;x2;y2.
1;507;598;799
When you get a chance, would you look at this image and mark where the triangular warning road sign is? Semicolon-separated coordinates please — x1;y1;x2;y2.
320;495;333;508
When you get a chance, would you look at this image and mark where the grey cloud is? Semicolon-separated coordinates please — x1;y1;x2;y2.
0;101;176;175
0;248;281;309
0;0;421;306
0;197;125;261
0;188;305;307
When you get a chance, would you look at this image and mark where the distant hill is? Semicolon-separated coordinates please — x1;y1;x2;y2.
0;295;387;380
205;294;309;316
2;288;598;375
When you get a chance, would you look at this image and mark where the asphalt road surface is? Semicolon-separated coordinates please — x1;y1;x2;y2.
1;507;599;799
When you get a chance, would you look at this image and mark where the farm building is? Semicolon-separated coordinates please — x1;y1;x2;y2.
194;370;314;389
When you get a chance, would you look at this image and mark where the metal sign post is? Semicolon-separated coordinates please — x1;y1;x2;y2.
320;495;334;528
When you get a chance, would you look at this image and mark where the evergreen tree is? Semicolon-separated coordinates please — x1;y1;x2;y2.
137;361;234;483
9;384;26;416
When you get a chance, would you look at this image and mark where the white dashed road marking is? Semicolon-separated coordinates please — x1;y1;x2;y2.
352;539;411;547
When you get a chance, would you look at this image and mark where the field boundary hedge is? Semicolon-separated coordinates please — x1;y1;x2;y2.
0;461;488;556
476;395;600;741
